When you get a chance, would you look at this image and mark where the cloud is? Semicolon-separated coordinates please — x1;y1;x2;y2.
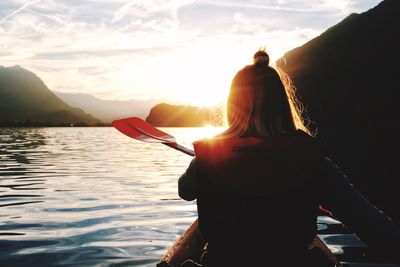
0;0;41;25
111;0;139;23
201;0;312;13
0;0;382;104
111;0;195;23
31;46;174;60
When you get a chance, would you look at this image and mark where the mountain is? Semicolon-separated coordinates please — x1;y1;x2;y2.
146;103;223;127
0;65;102;126
276;0;400;223
54;91;161;123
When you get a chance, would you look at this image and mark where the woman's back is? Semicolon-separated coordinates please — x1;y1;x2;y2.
193;131;323;266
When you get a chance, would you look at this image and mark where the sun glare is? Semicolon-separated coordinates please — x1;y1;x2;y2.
119;40;285;107
198;125;225;138
139;41;255;107
177;125;226;148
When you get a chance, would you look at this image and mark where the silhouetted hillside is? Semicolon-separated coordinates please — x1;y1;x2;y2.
146;103;223;127
0;66;102;126
276;0;400;223
54;91;161;123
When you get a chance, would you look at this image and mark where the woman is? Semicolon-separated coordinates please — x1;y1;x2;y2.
178;50;400;266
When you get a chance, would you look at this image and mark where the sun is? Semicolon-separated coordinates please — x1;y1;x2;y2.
121;41;262;107
154;41;253;107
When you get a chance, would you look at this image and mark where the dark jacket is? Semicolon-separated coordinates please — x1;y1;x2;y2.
179;131;400;266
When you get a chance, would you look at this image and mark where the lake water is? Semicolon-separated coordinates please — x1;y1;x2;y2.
1;127;383;267
0;127;223;267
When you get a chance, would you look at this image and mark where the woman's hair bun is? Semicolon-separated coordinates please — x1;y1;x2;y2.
253;50;269;66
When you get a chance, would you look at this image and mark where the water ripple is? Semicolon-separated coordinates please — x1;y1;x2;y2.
0;127;221;266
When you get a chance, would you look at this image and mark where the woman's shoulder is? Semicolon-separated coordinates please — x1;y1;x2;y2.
193;130;323;148
193;130;325;169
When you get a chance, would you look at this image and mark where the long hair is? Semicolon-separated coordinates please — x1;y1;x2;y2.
220;50;310;138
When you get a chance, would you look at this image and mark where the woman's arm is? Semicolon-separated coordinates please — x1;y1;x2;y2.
319;157;400;258
178;158;198;201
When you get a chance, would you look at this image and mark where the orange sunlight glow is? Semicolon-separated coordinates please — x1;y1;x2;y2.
118;41;288;107
175;125;227;149
147;41;255;107
197;125;225;138
149;40;292;107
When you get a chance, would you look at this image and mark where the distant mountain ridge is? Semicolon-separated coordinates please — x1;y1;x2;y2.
276;0;400;223
54;91;161;123
0;65;102;126
146;103;223;127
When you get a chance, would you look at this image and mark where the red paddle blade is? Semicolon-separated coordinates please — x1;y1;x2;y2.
112;117;176;144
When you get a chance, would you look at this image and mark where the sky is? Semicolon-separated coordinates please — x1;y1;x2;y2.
0;0;383;106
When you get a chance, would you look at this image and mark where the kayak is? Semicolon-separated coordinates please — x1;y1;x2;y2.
157;217;400;267
156;218;338;267
157;220;206;267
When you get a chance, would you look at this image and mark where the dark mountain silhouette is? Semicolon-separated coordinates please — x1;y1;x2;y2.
146;103;223;127
0;65;102;126
276;0;400;224
54;91;161;123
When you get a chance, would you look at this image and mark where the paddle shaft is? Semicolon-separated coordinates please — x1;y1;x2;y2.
164;142;195;157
